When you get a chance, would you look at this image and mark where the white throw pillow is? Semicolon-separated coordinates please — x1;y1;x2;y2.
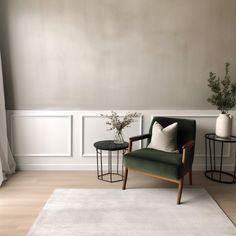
148;122;178;152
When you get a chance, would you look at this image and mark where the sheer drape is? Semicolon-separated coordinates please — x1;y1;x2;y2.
0;53;16;186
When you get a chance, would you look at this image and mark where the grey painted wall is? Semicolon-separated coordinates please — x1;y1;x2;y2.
0;0;236;110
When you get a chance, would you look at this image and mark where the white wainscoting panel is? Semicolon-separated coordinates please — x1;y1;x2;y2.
151;114;230;158
10;114;72;157
6;110;236;171
80;114;143;157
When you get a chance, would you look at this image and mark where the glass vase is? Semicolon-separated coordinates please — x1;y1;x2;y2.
114;129;124;144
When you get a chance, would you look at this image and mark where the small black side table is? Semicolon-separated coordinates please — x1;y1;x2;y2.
205;133;236;184
94;140;128;183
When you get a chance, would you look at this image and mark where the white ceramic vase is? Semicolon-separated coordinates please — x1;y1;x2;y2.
215;113;232;138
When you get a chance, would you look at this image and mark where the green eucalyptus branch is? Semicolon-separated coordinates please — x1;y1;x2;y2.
207;62;236;114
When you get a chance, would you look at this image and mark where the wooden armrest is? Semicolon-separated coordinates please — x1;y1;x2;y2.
129;133;151;142
128;133;151;152
182;140;194;164
182;140;194;149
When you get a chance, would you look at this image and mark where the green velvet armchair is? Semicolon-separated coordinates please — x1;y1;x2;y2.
122;117;196;204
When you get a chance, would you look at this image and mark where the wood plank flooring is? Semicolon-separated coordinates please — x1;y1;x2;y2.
0;171;235;236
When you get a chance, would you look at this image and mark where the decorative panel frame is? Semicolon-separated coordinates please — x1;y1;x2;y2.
80;114;143;157
10;114;73;157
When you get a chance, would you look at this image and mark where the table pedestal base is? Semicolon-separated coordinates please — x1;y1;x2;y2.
205;170;236;184
94;140;128;183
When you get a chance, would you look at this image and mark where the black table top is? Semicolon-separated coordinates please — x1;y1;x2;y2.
205;133;236;143
94;140;129;151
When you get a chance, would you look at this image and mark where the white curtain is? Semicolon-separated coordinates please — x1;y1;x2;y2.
0;53;16;186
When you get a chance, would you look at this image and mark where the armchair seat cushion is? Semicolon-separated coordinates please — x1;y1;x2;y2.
124;148;183;180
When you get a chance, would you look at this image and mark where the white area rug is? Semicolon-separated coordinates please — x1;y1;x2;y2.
28;188;236;236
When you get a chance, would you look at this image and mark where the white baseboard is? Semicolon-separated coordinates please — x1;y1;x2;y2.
16;163;235;172
16;164;98;171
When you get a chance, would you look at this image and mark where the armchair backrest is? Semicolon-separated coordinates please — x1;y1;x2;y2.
148;117;196;154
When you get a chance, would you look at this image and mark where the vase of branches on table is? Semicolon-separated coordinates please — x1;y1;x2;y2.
101;111;140;144
207;62;236;138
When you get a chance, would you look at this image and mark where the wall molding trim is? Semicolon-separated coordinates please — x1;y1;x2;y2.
80;113;143;157
150;113;231;158
9;112;73;157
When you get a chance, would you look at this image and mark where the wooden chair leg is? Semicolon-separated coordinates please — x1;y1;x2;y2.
189;169;192;186
122;168;128;190
177;178;184;205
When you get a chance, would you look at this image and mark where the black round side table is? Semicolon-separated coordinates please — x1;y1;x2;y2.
94;140;128;183
205;133;236;184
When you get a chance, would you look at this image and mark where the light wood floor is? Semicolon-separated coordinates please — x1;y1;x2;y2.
0;171;236;236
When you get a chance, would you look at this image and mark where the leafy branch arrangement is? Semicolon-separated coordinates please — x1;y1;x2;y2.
101;111;140;131
207;62;236;114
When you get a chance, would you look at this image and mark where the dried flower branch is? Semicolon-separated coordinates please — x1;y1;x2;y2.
101;111;140;131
